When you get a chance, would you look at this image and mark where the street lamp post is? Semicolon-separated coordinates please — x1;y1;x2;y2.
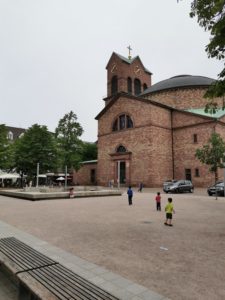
65;165;67;190
36;163;39;188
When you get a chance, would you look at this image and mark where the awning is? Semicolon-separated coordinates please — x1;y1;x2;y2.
0;174;20;179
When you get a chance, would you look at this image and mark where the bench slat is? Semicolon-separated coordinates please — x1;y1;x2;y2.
50;264;118;300
27;265;119;300
0;237;56;272
0;237;119;300
30;268;103;300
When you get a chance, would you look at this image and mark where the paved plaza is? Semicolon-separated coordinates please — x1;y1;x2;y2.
0;188;224;300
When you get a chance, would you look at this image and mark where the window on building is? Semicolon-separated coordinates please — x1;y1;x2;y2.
112;114;133;132
119;115;126;130
111;76;118;95
126;115;133;128
90;169;96;184
134;78;141;95
127;77;132;94
193;134;198;143
185;169;192;181
7;131;13;140
116;145;127;153
143;83;148;90
195;168;200;177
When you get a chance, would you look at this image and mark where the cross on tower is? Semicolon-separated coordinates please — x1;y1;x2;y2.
127;45;132;60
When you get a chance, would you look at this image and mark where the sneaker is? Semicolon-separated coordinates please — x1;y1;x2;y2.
164;222;168;226
168;224;173;226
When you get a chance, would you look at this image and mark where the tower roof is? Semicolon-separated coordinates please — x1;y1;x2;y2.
106;52;152;75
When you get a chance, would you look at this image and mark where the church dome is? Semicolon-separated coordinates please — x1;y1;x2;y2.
141;75;215;95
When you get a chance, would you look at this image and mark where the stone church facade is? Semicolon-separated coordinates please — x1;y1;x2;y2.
75;52;225;187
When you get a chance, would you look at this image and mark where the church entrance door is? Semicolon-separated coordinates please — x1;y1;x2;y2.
117;161;126;185
120;161;126;184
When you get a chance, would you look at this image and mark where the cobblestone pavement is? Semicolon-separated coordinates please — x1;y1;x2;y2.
0;270;17;300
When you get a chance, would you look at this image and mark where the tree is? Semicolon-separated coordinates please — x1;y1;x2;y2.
191;1;225;111
179;1;225;112
0;124;14;171
14;124;58;178
195;132;225;182
80;141;97;161
55;111;84;171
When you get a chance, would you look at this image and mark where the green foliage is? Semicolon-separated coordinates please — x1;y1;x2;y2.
55;111;84;171
195;132;225;182
0;124;14;171
80;141;97;161
189;0;225;110
14;124;58;177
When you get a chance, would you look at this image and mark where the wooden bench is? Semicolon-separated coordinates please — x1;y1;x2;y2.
0;237;119;300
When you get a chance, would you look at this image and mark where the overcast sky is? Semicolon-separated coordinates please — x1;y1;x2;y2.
0;0;222;142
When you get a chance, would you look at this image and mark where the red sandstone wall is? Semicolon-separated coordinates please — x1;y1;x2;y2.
173;119;216;187
73;163;97;185
97;96;173;187
172;111;213;128
215;123;225;182
98;97;171;136
145;88;223;110
98;89;225;187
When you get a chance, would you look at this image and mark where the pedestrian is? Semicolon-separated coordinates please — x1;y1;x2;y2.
155;192;161;211
164;198;175;226
127;186;133;205
138;182;143;192
69;187;74;198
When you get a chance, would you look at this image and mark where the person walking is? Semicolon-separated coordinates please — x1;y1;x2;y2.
138;182;143;192
155;192;161;211
127;186;133;205
164;198;175;226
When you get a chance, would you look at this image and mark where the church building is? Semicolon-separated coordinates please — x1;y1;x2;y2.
75;51;225;188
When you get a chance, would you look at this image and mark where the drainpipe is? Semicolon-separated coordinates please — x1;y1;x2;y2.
171;110;175;179
117;161;120;189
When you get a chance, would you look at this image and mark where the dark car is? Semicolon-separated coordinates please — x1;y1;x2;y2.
207;182;224;196
163;180;194;193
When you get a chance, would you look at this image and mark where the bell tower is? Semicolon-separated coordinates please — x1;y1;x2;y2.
104;50;152;105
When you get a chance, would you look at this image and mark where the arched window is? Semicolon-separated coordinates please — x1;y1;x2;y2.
126;115;133;128
112;114;133;132
111;76;118;95
116;145;127;153
134;78;141;95
127;77;132;94
119;115;126;130
7;131;13;140
143;83;148;90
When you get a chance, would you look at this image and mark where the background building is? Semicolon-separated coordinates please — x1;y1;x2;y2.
76;52;225;188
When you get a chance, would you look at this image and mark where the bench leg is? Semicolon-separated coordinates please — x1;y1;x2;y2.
19;282;39;300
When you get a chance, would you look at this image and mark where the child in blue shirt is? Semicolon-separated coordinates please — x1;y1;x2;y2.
127;186;133;205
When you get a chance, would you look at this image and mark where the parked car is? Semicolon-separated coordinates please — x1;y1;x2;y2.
207;182;224;196
163;180;194;193
163;180;177;190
